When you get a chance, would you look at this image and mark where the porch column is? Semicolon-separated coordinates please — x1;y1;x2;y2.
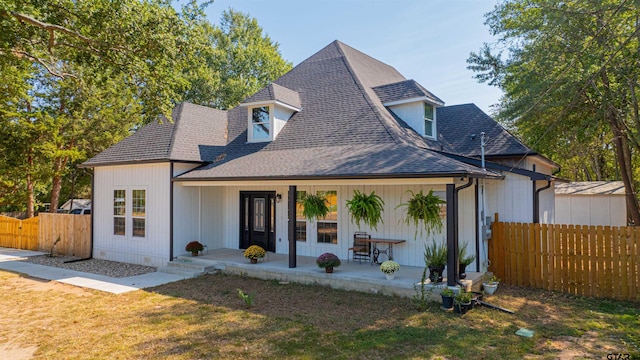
288;185;297;268
446;183;457;286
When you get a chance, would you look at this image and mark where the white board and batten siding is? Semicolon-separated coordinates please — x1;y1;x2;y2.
93;163;178;268
555;181;626;226
181;182;481;269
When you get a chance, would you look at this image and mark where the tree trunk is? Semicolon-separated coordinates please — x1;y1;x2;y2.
49;157;68;212
26;151;34;218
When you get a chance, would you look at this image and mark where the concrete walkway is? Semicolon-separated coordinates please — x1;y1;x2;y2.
0;248;187;294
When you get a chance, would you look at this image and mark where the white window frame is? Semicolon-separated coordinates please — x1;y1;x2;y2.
247;105;273;142
424;102;435;139
112;187;147;239
131;189;146;238
113;189;126;236
316;190;338;245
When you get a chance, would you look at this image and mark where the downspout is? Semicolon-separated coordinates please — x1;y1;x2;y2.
64;168;94;263
475;179;480;273
447;178;474;286
170;162;174;261
534;180;552;224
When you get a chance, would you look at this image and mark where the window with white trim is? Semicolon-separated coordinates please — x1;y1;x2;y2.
424;103;434;137
132;189;146;237
249;106;271;141
295;191;307;242
113;190;126;235
317;190;338;244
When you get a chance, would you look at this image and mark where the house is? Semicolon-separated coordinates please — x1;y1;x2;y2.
80;41;559;283
555;181;627;226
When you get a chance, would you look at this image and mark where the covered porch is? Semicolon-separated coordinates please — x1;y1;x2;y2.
162;248;484;300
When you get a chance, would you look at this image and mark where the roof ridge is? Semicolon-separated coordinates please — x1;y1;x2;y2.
167;102;184;160
334;42;407;146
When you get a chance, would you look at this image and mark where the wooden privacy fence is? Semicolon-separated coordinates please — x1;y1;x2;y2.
0;215;39;250
0;214;91;258
39;213;91;258
488;215;639;301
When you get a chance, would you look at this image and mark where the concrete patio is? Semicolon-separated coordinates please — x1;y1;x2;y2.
162;249;483;300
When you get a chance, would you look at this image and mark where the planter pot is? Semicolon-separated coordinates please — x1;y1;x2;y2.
458;263;467;279
483;282;498;295
191;252;199;256
250;258;258;264
454;302;473;314
428;265;445;283
325;267;334;273
385;273;395;280
441;295;454;309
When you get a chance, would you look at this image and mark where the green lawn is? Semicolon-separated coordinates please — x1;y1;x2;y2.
1;271;638;359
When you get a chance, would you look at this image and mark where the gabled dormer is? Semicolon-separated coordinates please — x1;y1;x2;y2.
373;80;444;140
240;83;302;143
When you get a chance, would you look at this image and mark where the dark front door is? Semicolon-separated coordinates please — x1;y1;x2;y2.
240;191;276;252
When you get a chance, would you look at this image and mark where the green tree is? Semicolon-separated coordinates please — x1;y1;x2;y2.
0;1;292;216
468;0;640;224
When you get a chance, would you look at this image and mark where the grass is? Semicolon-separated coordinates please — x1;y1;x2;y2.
0;270;638;359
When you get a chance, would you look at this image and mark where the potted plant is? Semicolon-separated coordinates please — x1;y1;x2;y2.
424;240;447;283
244;245;266;264
185;241;204;256
346;190;385;230
316;252;341;273
454;290;473;314
379;260;400;280
440;287;455;310
299;193;329;222
458;242;476;280
396;189;445;238
482;272;500;295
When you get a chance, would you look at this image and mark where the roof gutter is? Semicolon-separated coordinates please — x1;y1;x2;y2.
172;171;504;183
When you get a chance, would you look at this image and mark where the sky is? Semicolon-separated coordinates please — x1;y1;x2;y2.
204;0;504;115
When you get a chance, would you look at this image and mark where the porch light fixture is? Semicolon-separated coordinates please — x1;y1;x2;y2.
276;194;282;203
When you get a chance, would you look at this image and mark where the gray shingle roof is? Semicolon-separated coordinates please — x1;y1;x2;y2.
373;80;444;105
82;103;227;166
241;83;302;110
84;40;537;180
436;103;533;158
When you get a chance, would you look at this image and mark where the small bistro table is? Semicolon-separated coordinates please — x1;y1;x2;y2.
360;238;406;264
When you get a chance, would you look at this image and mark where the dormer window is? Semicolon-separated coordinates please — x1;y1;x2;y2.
424;103;434;138
251;106;271;141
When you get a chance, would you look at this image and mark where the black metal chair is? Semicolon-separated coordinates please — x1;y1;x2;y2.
348;232;371;263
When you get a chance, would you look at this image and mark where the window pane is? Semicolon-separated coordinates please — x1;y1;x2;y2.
318;190;337;221
132;218;145;237
254;198;265;231
425;119;433;137
244;197;249;231
114;190;126;216
296;221;307;242
132;190;145;217
270;198;275;233
296;191;306;220
253;123;270;139
114;217;125;236
317;222;337;244
424;103;434;120
252;106;270;123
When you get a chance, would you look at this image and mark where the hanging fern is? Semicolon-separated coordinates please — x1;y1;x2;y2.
346;190;385;230
396;189;445;238
299;193;329;222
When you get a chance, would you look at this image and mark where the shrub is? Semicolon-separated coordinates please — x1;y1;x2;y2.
244;245;266;260
379;260;400;275
316;253;341;269
185;241;204;253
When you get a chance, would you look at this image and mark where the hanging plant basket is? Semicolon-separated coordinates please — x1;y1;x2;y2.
396;189;445;238
299;193;329;222
346;190;385;230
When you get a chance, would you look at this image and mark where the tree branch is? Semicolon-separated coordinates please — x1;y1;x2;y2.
12;50;77;79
